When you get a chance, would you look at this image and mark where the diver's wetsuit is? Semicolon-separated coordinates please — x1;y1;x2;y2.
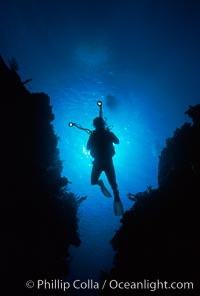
87;128;119;198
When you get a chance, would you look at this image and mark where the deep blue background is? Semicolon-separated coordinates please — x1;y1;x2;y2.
1;0;200;291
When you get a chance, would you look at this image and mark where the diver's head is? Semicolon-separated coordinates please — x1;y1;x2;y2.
93;117;106;129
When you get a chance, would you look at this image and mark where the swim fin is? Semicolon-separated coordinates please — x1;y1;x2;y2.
98;179;112;197
113;199;124;216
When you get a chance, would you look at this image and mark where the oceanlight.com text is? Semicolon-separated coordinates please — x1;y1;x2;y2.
108;279;194;291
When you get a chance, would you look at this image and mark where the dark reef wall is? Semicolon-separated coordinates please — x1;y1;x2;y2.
0;56;80;295
102;105;200;295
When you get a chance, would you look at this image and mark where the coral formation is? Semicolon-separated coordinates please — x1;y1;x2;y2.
1;56;80;295
101;104;200;295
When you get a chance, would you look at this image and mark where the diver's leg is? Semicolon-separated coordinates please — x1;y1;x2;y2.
91;161;102;185
91;160;112;197
105;159;124;216
104;159;120;201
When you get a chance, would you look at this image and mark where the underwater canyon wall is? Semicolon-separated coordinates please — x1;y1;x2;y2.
101;104;200;295
0;56;80;295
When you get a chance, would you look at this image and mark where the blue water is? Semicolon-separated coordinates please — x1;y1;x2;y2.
46;60;193;291
50;82;161;289
1;1;200;294
1;33;195;296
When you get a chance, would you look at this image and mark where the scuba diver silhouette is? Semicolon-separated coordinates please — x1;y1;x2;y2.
87;102;124;216
69;101;124;216
87;118;118;194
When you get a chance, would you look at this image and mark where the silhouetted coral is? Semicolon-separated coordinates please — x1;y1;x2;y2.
1;56;80;295
101;105;200;295
8;56;19;71
185;104;200;126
